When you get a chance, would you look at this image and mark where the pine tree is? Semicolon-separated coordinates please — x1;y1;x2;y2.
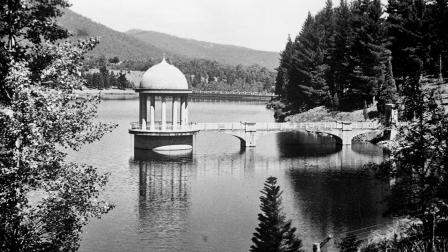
250;177;303;252
426;0;448;79
117;72;128;89
320;0;336;96
386;0;427;88
275;35;294;98
331;0;355;109
376;53;398;114
289;12;327;110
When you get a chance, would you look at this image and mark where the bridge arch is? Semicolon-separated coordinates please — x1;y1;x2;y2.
308;130;343;145
193;121;381;148
195;130;250;149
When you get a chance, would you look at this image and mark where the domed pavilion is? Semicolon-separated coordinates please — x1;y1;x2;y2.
129;58;198;151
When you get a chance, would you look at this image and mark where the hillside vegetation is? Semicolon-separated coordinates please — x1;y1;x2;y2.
58;9;279;69
274;0;448;121
126;29;279;69
58;9;164;60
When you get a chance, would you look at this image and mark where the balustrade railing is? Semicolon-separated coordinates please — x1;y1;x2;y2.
191;90;276;97
130;121;382;132
130;121;195;131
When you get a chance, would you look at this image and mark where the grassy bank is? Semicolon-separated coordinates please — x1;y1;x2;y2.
285;105;378;122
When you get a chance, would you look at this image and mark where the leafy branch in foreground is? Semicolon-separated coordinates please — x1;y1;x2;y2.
1;1;117;249
0;39;117;252
368;88;448;251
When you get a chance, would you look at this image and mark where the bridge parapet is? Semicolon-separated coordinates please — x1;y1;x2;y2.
192;121;381;147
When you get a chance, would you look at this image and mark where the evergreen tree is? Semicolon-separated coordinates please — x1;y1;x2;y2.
289;12;327;110
275;35;294;98
426;0;448;79
331;0;355;109
320;0;336;97
250;177;303;252
386;0;427;89
348;0;387;108
117;72;128;89
376;53;398;114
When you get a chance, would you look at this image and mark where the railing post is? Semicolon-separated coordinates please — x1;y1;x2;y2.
312;243;321;252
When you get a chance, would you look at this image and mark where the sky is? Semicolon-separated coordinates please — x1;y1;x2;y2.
69;0;330;52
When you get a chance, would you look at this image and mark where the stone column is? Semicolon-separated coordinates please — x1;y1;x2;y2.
185;96;189;125
180;96;186;129
150;96;155;131
161;96;167;131
138;95;143;125
142;94;147;130
139;94;147;130
172;96;178;130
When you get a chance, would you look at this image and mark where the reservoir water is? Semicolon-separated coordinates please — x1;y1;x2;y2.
70;100;390;252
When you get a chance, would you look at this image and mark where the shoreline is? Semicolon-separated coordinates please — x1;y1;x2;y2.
77;89;274;101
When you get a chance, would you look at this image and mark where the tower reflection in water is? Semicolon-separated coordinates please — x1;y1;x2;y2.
132;149;193;250
128;133;387;251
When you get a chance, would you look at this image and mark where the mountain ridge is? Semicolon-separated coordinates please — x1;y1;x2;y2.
58;9;279;69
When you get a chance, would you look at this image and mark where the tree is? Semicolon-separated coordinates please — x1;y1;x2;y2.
331;0;355;109
0;1;116;251
386;0;428;90
0;0;70;104
108;56;120;64
376;89;448;247
275;35;294;97
117;72;129;89
250;177;303;252
289;12;328;110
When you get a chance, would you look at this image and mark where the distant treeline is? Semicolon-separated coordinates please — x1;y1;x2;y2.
275;0;448;113
82;65;133;89
84;56;276;92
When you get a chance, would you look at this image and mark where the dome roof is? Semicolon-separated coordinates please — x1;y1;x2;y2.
140;58;188;90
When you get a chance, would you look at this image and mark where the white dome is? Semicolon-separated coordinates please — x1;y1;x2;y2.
140;58;188;90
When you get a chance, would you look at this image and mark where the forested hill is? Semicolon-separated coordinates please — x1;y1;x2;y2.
58;9;165;60
58;9;279;69
126;29;279;69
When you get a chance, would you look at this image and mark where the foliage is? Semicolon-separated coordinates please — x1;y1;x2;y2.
0;1;116;251
370;89;448;250
338;234;363;252
360;218;448;251
88;56;276;92
84;69;133;90
0;0;70;104
275;0;394;112
108;56;120;64
275;0;448;115
250;177;303;252
59;9;279;69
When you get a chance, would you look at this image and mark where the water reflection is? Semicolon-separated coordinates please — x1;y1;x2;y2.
133;161;192;251
134;149;193;162
127;132;388;252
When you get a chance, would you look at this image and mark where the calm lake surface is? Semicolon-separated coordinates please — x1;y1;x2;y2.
69;100;390;252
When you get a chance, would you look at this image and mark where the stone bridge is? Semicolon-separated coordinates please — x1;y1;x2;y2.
193;121;381;147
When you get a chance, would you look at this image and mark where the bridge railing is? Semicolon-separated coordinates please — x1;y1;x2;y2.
192;90;276;97
191;122;245;131
350;121;381;129
176;121;382;132
130;122;196;131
